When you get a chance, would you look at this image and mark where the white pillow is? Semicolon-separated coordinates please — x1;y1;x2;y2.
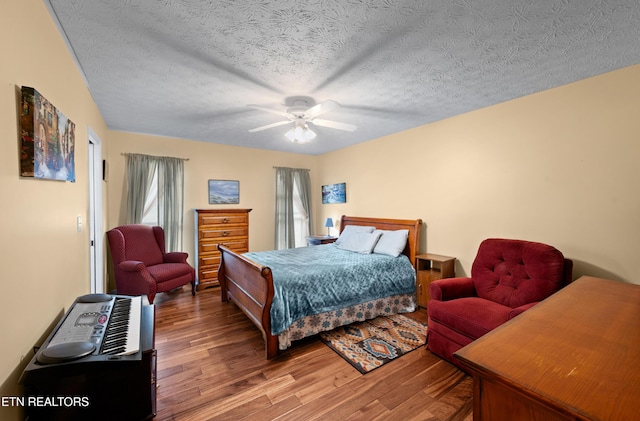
373;229;409;257
335;225;375;245
336;230;382;254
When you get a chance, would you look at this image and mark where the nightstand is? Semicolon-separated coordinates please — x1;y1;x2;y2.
306;235;337;246
415;253;456;308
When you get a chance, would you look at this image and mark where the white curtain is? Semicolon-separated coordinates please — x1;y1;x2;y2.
125;153;185;251
125;154;156;225
157;156;184;251
275;167;313;249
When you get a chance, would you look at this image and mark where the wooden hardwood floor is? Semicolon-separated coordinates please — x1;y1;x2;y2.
152;287;473;421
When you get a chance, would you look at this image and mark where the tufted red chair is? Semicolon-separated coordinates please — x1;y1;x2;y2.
107;224;196;304
427;238;572;371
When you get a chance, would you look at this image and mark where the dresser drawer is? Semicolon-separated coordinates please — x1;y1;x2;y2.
199;254;220;269
199;267;220;281
200;239;247;254
199;227;248;241
199;213;248;227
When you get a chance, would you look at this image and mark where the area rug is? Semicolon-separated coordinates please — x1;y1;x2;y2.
319;314;427;374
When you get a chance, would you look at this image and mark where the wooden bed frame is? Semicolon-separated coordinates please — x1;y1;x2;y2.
217;215;423;359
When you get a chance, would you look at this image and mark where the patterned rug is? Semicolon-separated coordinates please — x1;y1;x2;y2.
319;314;427;374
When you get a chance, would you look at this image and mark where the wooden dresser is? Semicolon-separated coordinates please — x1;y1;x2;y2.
454;276;640;421
193;209;251;290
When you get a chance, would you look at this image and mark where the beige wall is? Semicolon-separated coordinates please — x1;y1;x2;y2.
110;64;640;286
106;132;318;278
316;64;640;284
0;0;109;419
2;1;639;419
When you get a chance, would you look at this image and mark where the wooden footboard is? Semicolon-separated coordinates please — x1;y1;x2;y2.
217;244;279;358
218;215;423;359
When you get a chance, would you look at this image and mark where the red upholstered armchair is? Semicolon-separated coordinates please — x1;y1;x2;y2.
107;225;196;304
427;238;572;371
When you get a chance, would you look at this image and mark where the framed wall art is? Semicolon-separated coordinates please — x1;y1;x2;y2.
20;86;76;181
322;182;346;204
208;179;239;204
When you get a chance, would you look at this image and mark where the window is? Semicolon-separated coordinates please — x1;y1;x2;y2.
292;180;309;247
141;167;158;226
275;167;312;250
125;153;185;251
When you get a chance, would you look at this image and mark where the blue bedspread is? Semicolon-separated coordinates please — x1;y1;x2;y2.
244;244;416;335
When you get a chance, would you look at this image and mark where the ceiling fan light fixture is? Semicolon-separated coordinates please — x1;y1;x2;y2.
285;124;316;143
249;98;353;143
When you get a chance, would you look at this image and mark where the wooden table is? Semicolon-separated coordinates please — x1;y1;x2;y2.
306;235;337;245
454;276;640;421
414;253;455;307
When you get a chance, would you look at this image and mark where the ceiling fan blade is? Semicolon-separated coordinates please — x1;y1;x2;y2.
247;104;291;118
305;100;340;118
311;118;357;132
248;120;291;132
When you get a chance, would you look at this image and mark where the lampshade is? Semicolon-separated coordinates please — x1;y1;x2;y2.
324;217;334;236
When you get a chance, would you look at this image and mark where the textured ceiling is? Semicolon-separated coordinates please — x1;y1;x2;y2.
46;0;640;155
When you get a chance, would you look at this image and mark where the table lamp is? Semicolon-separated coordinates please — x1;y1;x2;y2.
324;217;334;236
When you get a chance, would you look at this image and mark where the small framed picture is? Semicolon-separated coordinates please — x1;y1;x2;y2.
208;179;239;204
322;182;346;204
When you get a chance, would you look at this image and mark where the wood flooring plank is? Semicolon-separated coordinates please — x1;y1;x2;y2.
198;394;273;421
426;377;474;421
317;354;449;421
152;287;473;421
376;359;459;410
156;366;204;396
238;394;303;421
386;391;438;420
267;361;358;405
346;399;392;421
272;384;362;421
181;374;296;420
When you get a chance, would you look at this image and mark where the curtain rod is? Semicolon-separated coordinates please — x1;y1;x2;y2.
273;166;310;171
121;153;189;161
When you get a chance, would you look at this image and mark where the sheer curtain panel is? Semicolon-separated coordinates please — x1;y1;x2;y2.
125;154;156;225
275;167;313;249
125;153;185;252
157;157;184;251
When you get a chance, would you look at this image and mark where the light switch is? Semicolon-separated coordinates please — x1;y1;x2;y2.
77;216;82;232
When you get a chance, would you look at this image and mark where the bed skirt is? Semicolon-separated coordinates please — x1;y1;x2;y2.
277;293;416;350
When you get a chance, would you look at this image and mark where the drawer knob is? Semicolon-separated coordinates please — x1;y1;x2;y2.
222;218;229;223
222;231;229;237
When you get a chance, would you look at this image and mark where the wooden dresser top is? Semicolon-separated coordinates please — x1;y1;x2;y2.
455;276;640;421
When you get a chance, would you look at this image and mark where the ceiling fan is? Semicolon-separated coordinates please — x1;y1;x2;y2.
247;98;357;143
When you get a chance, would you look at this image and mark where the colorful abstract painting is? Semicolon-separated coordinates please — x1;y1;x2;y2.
20;86;76;182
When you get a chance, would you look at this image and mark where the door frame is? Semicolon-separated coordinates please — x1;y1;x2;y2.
88;127;104;293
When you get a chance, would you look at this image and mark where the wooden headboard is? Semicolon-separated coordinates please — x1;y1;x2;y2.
339;215;423;267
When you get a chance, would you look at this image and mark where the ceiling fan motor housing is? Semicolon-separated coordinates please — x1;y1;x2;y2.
247;98;356;136
287;99;312;117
